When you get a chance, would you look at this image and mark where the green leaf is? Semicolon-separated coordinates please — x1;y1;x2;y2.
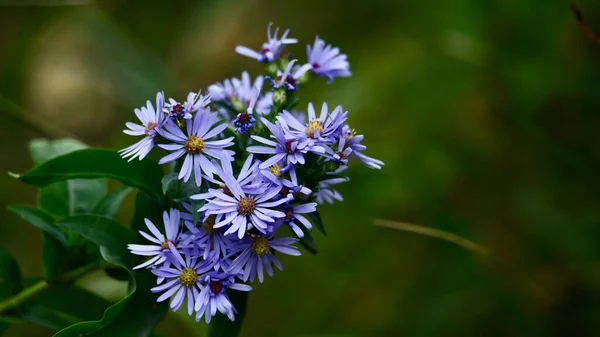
131;191;162;234
14;149;164;203
19;304;80;331
6;205;67;245
93;186;133;219
298;225;318;255
18;284;114;331
0;247;21;334
90;271;167;337
0;247;22;302
208;290;248;337
56;215;136;258
66;179;107;215
29;139;87;165
39;178;107;217
41;235;68;281
52;265;136;337
161;173;179;196
305;211;326;236
29;139;107;217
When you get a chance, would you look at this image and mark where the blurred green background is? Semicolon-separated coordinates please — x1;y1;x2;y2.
2;0;600;336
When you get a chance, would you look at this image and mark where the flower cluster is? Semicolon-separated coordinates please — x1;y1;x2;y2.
122;23;382;323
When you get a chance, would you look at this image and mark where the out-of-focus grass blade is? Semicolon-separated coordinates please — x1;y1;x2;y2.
374;219;490;257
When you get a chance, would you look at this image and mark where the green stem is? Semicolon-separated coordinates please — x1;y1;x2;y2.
0;261;101;315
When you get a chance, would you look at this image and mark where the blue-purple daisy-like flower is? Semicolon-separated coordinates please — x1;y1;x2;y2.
194;272;252;323
151;245;213;315
265;59;312;91
228;235;300;283
342;125;385;169
307;36;351;83
247;118;324;168
164;91;210;120
195;154;289;239
314;177;348;205
180;214;231;265
158;108;235;187
119;91;165;161
209;71;273;115
235;22;297;63
258;162;311;202
128;208;182;270
279;201;317;238
278;102;347;145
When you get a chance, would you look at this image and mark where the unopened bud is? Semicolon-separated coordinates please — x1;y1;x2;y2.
230;97;246;113
272;89;287;106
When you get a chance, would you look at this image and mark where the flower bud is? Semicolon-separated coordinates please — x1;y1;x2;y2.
266;63;279;77
272;89;287;106
326;160;340;173
230;97;246;113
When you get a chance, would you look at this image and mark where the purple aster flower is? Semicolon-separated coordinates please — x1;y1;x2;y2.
208;71;273;114
342;125;385;169
194;154;263;198
265;59;312;91
321;136;352;174
119;91;165;161
278;102;347;146
279;201;317;238
194;272;252;323
179;213;231;264
259;162;311;201
128;208;182;270
247;118;324;168
227;235;301;283
150;245;213;315
307;36;351;83
158;108;235;187
196;153;289;239
164;91;210;120
235;22;297;63
314;177;348;204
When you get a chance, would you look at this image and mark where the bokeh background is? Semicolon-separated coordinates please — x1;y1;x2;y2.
2;0;600;336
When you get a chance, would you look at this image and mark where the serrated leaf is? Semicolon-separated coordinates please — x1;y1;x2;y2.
14;149;164;203
56;215;136;258
305;211;326;236
93;186;133;219
208;290;248;337
6;205;67;245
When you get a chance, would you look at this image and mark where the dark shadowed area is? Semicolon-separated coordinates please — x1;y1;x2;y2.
2;0;600;336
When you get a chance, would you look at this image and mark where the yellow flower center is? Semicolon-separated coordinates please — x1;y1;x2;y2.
185;136;205;154
179;267;197;286
202;215;219;234
237;197;255;216
160;239;173;251
305;120;324;138
250;237;270;256
269;164;281;177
